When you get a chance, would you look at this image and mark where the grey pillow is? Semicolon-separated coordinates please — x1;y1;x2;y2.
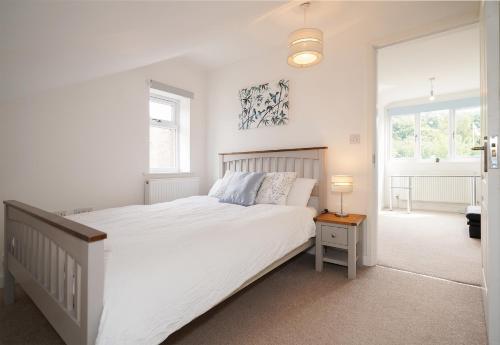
219;172;266;206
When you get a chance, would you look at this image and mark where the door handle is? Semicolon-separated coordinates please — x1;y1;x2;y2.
471;141;488;173
482;138;488;173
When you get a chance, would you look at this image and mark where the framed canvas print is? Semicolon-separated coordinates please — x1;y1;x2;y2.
238;79;289;130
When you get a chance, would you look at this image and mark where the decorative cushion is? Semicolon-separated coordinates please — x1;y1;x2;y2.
255;172;297;205
286;178;317;207
219;172;266;206
212;170;235;199
208;178;222;197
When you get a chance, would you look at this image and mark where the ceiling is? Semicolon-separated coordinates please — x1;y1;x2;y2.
378;24;480;106
0;1;480;103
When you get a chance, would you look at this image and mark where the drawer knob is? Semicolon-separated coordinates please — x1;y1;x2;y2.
331;234;336;238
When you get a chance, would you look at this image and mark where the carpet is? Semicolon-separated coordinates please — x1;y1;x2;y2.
165;254;486;345
378;210;482;285
0;254;486;345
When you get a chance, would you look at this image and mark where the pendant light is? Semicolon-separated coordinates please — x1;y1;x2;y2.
287;2;323;68
429;77;436;101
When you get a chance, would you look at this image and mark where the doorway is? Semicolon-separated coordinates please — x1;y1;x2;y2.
375;25;482;285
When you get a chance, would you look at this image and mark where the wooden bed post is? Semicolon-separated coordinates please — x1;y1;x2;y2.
85;240;105;345
318;148;327;212
219;154;224;178
4;204;15;305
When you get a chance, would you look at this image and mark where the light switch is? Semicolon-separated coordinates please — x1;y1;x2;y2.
350;134;360;144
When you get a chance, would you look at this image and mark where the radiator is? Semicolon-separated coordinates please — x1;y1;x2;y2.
391;175;479;204
145;177;200;204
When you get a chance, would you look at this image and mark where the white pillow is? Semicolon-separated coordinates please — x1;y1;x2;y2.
208;178;222;197
212;170;235;199
286;178;317;207
255;172;297;205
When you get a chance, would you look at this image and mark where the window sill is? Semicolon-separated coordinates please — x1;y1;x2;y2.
389;159;480;163
144;172;193;180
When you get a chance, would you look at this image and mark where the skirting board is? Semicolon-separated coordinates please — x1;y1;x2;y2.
363;255;376;266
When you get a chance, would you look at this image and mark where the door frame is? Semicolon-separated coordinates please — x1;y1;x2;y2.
366;17;479;266
479;1;500;343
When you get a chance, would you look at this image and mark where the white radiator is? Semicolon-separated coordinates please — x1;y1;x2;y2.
145;177;200;204
391;175;479;204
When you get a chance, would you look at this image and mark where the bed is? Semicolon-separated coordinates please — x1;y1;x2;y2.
3;147;327;345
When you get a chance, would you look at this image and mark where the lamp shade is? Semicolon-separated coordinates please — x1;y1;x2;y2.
287;28;323;68
331;175;353;193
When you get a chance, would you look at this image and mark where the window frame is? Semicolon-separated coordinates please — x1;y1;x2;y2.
453;106;482;160
387;105;480;162
389;113;418;160
418;108;451;161
149;93;181;173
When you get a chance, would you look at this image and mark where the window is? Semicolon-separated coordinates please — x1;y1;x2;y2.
390;115;416;159
389;103;480;161
149;84;191;173
149;95;179;172
455;107;481;158
420;110;450;160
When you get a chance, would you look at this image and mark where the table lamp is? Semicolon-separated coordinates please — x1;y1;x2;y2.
331;175;353;217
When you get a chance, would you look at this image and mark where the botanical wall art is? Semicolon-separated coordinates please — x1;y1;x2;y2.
238;79;289;130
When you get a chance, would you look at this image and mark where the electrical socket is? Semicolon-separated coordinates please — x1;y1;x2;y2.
349;134;360;144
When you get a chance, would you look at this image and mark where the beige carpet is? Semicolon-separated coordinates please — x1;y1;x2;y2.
378;210;482;285
1;254;486;345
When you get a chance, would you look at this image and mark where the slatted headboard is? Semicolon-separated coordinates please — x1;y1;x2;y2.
218;147;328;212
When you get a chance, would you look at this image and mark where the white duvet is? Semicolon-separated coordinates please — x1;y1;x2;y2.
67;196;316;345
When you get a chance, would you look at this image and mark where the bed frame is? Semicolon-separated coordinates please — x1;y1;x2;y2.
3;146;327;345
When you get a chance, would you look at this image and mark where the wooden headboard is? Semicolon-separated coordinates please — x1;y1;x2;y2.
218;147;328;211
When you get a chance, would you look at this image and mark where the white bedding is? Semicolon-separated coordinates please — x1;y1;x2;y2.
67;196;316;345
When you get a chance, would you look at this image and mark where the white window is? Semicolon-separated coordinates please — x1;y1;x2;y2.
149;95;179;172
149;84;191;173
419;109;450;160
390;114;416;159
454;107;481;158
389;105;480;161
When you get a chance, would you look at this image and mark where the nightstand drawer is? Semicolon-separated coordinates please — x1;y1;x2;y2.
321;225;348;247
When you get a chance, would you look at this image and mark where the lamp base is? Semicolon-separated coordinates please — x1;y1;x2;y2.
334;211;349;217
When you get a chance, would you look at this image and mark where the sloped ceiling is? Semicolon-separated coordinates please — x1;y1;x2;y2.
0;1;479;103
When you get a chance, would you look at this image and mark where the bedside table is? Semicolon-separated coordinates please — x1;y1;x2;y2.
314;213;366;279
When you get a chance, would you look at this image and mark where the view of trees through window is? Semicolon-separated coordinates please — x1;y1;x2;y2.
420;110;449;160
455;107;481;158
391;115;415;159
390;106;480;160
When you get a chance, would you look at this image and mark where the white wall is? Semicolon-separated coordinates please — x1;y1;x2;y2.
0;57;207;285
205;5;479;264
206;50;370;214
203;14;481;209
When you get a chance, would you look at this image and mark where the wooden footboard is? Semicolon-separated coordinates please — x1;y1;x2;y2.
3;201;107;345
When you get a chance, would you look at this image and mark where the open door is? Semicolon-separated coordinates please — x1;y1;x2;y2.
479;2;500;344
